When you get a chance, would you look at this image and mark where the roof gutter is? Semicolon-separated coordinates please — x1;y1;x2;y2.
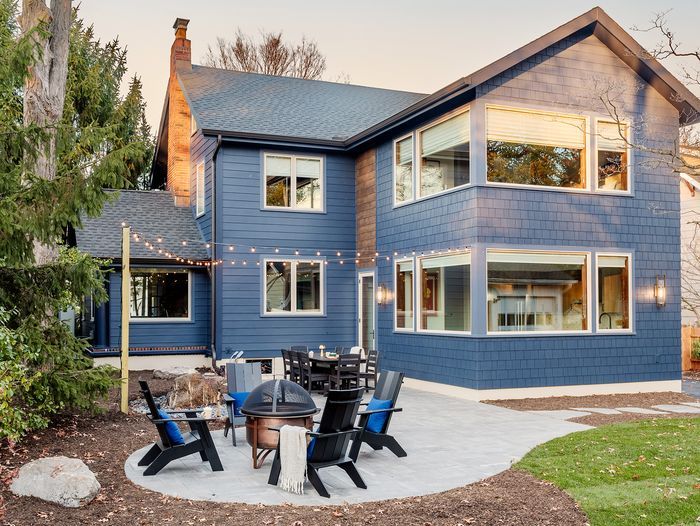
210;134;222;370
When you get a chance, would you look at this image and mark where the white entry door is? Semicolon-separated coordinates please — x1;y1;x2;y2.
358;272;376;350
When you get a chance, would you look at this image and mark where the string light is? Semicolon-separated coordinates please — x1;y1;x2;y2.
228;245;234;251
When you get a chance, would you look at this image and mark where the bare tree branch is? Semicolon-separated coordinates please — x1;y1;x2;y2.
202;28;327;80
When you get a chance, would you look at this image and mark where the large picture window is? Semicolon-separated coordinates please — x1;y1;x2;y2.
395;259;414;330
130;269;190;320
264;154;323;211
597;254;631;330
597;121;629;192
419;253;471;333
486;107;587;189
487;251;588;332
419;110;470;198
265;260;323;315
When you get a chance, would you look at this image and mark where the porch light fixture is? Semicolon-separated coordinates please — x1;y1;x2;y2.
655;274;666;307
376;285;388;305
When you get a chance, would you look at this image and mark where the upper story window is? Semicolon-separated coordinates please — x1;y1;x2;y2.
487;250;588;333
418;252;471;333
597;254;631;331
597;121;630;192
264;154;323;211
264;259;324;315
393;109;470;205
195;160;205;217
486;106;587;190
130;269;190;321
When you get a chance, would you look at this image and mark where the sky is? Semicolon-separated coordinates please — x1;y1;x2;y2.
77;0;700;130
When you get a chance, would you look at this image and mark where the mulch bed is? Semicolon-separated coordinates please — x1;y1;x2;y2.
484;391;700;427
1;373;587;526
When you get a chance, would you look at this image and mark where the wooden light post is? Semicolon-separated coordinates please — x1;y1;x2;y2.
120;226;131;413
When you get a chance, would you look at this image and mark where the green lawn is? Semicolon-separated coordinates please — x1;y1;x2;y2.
516;418;700;526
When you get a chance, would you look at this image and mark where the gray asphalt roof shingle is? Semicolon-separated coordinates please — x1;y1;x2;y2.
178;65;427;142
74;190;209;261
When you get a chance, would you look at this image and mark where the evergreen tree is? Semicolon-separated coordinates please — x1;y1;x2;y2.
0;0;151;442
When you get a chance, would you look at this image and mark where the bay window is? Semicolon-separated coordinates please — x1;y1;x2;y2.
265;260;323;315
487;251;588;332
486;107;587;189
264;154;323;211
597;254;631;330
419;252;471;333
597;121;629;192
395;259;414;330
130;269;190;320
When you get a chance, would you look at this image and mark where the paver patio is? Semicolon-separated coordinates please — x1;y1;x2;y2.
125;387;589;505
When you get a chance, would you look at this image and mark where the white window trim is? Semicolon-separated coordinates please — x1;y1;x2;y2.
595;252;634;333
195;160;205;218
485;249;592;336
262;258;325;316
393;257;415;332
392;105;472;207
593;118;633;195
190;115;198;136
484;104;591;193
129;270;193;323
416;250;472;335
262;153;325;213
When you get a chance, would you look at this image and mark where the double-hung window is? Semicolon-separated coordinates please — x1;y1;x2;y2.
393;109;470;204
597;121;630;192
264;260;324;315
418;252;471;333
486;106;587;189
264;154;323;211
195;160;205;217
487;251;588;333
130;269;191;321
395;259;414;330
597;254;631;330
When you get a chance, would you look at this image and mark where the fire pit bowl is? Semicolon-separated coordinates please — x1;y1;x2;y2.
240;379;319;467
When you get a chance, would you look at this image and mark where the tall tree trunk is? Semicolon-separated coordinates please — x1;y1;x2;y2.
20;0;71;265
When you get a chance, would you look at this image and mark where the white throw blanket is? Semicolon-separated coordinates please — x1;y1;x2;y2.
278;425;307;494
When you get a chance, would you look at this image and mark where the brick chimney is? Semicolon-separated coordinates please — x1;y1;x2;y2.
167;18;192;206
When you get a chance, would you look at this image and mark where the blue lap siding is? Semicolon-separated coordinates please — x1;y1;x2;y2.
214;145;357;359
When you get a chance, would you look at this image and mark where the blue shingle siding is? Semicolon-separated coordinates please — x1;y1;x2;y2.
372;34;681;390
215;144;357;359
107;269;210;350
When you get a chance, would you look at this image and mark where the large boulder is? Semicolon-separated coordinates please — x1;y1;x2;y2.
11;456;100;508
168;372;222;408
153;366;197;379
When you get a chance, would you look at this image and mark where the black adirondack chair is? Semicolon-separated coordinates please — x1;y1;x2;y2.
268;388;366;498
349;370;406;462
137;380;223;476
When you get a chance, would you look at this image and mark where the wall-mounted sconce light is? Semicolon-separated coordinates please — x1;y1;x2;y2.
376;285;388;305
655;274;666;307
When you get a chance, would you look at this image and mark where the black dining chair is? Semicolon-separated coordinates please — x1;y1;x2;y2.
359;349;379;390
328;353;361;390
298;352;329;393
281;349;292;380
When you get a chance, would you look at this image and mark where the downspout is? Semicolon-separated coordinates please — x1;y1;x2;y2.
210;134;222;371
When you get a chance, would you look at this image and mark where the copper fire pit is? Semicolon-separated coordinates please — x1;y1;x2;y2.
241;379;319;469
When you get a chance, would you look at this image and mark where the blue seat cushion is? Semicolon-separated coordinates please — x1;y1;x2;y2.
307;437;316;460
229;392;249;417
157;409;185;445
365;397;392;433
